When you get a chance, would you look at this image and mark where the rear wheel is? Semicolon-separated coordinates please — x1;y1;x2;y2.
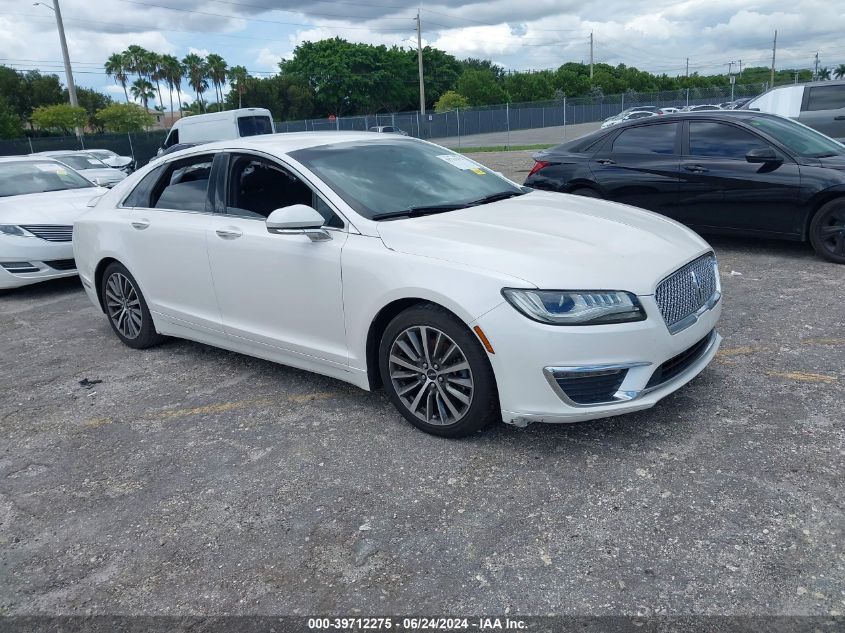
378;304;499;438
809;199;845;264
570;187;602;199
101;262;165;349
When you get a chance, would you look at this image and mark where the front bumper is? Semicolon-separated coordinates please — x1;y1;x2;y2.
473;293;721;425
0;236;76;289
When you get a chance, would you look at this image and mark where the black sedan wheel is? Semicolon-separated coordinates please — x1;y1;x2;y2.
378;304;499;438
101;262;165;349
809;200;845;264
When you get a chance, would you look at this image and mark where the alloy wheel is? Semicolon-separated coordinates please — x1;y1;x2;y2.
388;325;474;426
817;208;845;257
105;272;143;339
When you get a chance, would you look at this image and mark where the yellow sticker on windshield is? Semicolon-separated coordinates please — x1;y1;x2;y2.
56;169;68;175
471;167;486;175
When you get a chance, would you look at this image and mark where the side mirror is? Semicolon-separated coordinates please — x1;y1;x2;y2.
266;204;331;242
746;147;781;164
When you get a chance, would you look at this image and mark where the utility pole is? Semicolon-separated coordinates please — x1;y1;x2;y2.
416;10;425;118
770;30;777;87
589;32;594;79
685;57;689;77
738;59;742;75
35;0;79;136
813;52;819;80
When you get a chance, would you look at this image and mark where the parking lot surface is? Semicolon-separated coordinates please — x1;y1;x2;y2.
1;154;843;616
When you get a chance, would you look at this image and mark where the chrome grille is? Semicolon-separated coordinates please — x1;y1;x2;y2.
655;254;718;333
19;225;73;242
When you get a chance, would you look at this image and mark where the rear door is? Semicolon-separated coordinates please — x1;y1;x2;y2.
799;84;845;140
589;121;681;214
675;120;802;235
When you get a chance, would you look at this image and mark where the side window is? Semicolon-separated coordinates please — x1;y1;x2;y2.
150;154;214;212
804;85;845;112
122;165;164;207
612;123;678;155
689;122;768;160
227;155;343;228
237;116;273;137
163;128;179;148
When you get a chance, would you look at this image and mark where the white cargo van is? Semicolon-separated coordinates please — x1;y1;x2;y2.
158;108;275;155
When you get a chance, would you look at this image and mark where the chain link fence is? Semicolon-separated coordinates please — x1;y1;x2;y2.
0;82;772;165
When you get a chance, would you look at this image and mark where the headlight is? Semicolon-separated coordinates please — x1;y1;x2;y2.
502;288;646;325
0;225;34;238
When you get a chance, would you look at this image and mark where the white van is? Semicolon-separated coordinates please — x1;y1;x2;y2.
158;108;275;155
743;81;845;141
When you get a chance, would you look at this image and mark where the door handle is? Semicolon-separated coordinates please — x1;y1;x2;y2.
596;158;615;166
683;164;708;173
131;219;150;230
834;115;845;121
215;227;243;240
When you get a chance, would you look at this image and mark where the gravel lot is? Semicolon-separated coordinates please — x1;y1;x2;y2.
1;151;843;616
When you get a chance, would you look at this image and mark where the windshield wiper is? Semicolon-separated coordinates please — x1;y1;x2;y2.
465;190;527;206
371;204;467;221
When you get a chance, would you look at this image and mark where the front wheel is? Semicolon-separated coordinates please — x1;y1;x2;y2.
101;262;165;349
378;304;499;438
809;199;845;264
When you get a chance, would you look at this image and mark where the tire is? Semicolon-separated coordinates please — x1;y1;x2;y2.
570;187;602;198
100;262;165;349
809;199;845;264
378;303;499;438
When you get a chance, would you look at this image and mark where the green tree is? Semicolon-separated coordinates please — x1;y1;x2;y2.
835;64;845;80
31;103;86;135
104;52;131;103
130;78;155;111
206;53;228;107
182;53;209;112
434;90;469;112
95;102;154;133
73;87;112;132
160;54;184;118
0;98;23;139
456;69;506;105
148;52;166;110
224;73;313;119
228;65;250;109
817;67;831;81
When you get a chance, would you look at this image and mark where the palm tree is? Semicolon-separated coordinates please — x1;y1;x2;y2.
148;52;166;112
130;78;155;111
228;65;249;108
834;64;845;80
817;67;831;81
104;52;130;103
206;53;228;107
182;53;209;113
124;44;149;83
160;54;184;119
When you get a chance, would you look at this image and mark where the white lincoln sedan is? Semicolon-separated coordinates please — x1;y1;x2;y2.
1;156;106;290
74;132;722;437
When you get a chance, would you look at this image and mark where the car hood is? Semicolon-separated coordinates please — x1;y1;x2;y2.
101;156;132;168
376;191;711;295
0;186;106;224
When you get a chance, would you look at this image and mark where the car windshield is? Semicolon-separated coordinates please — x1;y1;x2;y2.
290;139;524;220
749;116;845;158
52;154;109;170
88;150;116;159
0;161;94;197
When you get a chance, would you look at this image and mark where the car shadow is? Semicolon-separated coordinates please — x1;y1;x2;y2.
0;276;84;303
703;233;818;262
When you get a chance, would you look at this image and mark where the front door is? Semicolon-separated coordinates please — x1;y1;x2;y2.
206;152;349;367
676;120;802;235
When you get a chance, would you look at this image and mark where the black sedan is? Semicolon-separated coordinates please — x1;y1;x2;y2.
525;111;845;263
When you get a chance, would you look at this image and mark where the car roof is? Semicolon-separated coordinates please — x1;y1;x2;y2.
164;131;419;159
0;155;63;164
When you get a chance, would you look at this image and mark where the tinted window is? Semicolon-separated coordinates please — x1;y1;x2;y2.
804;85;845;112
123;165;164;207
689;122;768;159
237;116;273;137
151;154;213;212
227;155;342;228
290;140;523;220
163;129;179;148
748;116;844;157
612;123;678;154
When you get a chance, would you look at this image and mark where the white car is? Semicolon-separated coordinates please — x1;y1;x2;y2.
1;156;106;289
369;125;408;135
84;149;134;172
744;80;845;141
600;110;659;129
34;151;127;187
74;133;722;437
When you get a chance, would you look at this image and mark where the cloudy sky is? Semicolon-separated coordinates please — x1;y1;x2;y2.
1;0;844;103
